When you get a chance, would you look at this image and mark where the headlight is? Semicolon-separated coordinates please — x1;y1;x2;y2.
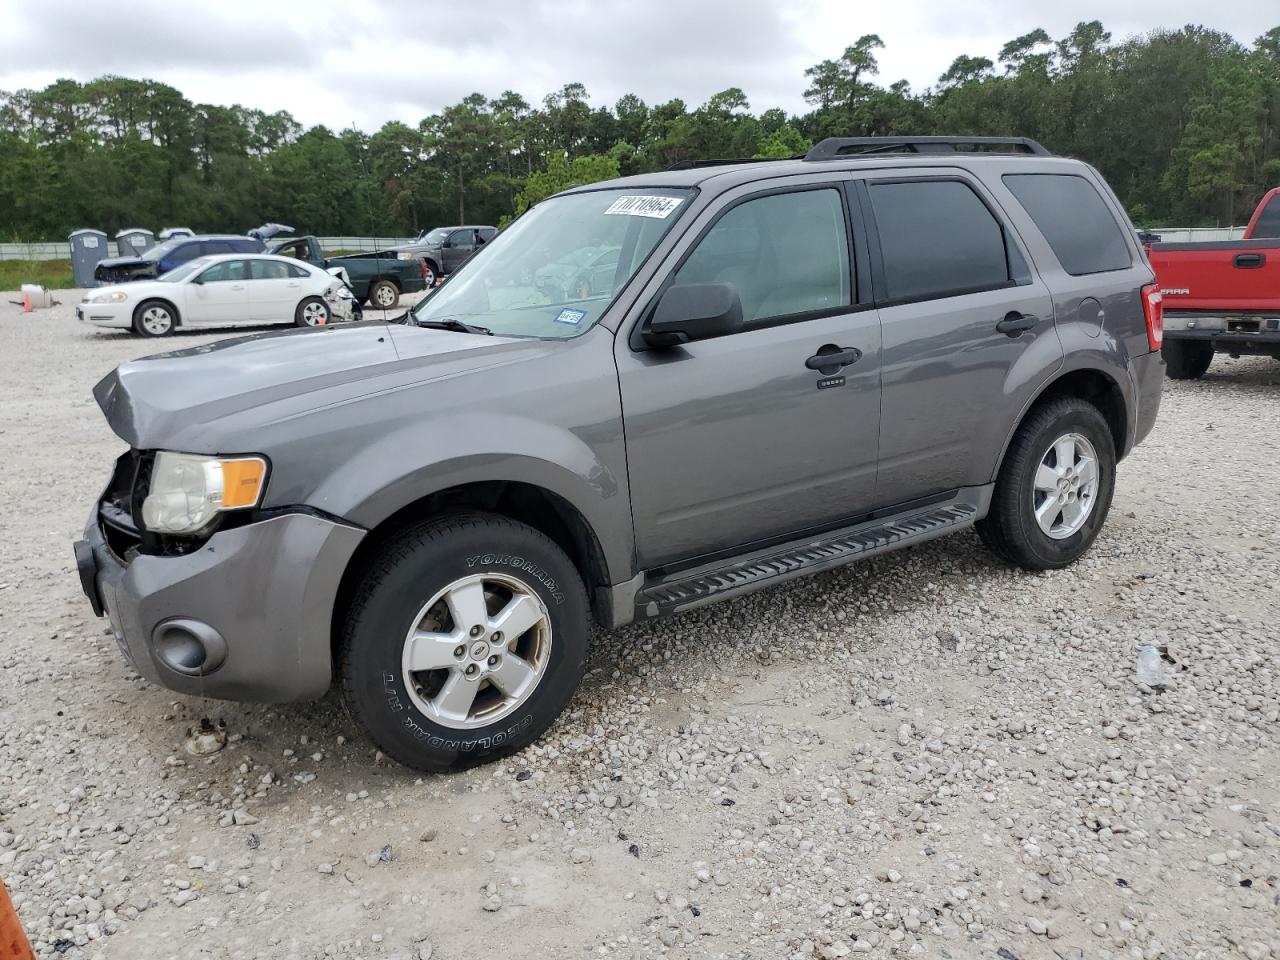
141;452;267;535
397;251;414;260
90;291;128;304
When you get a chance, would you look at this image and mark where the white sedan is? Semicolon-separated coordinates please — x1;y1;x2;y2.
76;254;358;337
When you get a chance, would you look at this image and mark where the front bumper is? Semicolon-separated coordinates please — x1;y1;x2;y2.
76;301;132;328
75;510;364;704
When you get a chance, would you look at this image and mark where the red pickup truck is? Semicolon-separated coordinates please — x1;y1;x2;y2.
1147;187;1280;378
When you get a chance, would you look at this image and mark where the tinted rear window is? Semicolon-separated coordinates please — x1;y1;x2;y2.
1252;195;1280;239
869;180;1010;302
1003;173;1131;275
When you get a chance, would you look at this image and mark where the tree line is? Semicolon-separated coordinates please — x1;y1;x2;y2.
0;20;1277;241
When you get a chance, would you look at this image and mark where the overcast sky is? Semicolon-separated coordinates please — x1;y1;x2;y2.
1;0;1276;131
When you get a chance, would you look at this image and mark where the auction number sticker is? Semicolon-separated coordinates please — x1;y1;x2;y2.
604;195;683;219
554;308;587;325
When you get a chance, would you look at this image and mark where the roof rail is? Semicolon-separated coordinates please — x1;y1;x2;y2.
666;157;799;171
805;136;1051;161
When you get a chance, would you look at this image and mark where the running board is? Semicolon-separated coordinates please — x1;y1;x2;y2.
633;486;990;618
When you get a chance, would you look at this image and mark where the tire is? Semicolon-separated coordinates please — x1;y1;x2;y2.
338;512;590;773
368;280;399;310
295;296;330;327
976;396;1116;571
422;262;438;288
1162;340;1213;380
132;299;177;337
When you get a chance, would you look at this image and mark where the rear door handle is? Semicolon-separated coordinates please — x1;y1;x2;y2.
1234;253;1264;269
806;346;863;374
996;312;1039;337
230;284;245;291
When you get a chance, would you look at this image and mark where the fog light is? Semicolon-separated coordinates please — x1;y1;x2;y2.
153;618;227;676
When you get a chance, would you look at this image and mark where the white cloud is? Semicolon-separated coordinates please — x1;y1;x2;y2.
0;0;1275;129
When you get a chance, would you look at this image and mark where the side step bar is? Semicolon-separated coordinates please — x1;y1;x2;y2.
633;486;990;619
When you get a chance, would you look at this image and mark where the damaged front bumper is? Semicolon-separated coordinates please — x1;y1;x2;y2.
75;508;364;704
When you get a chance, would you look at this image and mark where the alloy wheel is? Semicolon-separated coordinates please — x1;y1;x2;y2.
1031;432;1100;540
400;573;552;729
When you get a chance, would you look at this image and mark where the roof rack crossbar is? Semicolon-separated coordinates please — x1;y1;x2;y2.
804;136;1051;161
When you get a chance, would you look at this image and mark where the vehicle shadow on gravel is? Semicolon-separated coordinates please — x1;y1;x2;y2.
1184;356;1280;391
142;531;996;784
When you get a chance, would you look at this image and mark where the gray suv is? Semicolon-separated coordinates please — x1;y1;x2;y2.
392;225;498;286
75;137;1165;772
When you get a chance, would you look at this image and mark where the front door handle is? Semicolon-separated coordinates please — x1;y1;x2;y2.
1234;252;1264;269
996;312;1039;337
230;284;245;291
806;345;863;375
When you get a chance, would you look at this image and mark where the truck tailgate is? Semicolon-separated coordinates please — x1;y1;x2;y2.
1148;239;1280;313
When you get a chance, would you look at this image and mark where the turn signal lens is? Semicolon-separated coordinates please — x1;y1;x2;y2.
219;457;268;509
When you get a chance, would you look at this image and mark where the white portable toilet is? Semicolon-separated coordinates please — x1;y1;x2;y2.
116;228;156;256
68;229;109;287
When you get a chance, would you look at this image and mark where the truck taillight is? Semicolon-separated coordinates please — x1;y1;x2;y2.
1141;283;1163;351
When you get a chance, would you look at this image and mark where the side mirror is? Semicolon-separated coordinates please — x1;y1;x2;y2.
644;282;744;347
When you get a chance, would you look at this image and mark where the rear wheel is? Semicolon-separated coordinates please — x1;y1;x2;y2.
338;513;590;772
1162;340;1213;380
368;280;399;310
977;397;1116;570
295;296;330;327
132;300;176;337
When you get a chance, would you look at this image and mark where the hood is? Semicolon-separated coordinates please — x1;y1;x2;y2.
93;322;526;450
247;222;295;241
95;255;152;270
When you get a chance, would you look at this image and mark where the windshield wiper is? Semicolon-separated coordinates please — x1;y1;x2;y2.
413;317;493;336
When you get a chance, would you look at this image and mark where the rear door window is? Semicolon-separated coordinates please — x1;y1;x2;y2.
1252;194;1280;238
250;259;291;280
868;179;1011;302
1003;173;1132;275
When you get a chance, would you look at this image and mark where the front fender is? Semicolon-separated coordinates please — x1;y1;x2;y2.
311;412;633;584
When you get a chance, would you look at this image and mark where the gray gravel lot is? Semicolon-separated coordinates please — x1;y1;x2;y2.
0;292;1277;960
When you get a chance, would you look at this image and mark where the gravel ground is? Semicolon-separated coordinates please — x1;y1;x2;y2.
0;292;1277;960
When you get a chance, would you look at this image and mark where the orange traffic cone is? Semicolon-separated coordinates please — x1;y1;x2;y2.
21;292;31;313
0;878;35;960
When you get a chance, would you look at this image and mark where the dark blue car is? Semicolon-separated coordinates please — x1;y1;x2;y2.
94;234;264;284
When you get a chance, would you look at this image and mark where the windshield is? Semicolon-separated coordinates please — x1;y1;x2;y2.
157;259;209;282
138;237;187;262
410;188;691;338
419;228;451;244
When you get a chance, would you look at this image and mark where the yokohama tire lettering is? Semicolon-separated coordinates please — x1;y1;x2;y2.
467;553;565;604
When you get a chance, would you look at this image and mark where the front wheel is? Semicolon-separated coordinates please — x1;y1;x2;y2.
422;262;437;288
295;296;331;327
977;397;1116;570
338;513;590;772
1162;340;1213;380
367;280;399;310
132;300;176;337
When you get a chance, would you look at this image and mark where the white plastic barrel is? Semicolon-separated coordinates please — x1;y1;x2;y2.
20;284;54;308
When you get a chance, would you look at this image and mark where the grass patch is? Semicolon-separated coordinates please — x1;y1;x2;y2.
0;258;76;291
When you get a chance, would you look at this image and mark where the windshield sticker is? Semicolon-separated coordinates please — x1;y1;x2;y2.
604;195;683;219
554;308;587;326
